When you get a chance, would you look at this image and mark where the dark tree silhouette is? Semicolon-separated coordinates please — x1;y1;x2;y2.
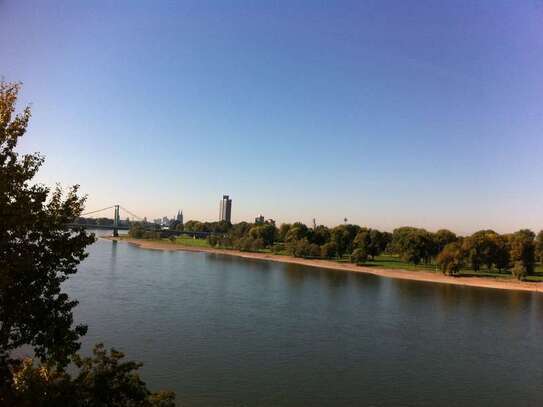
0;81;175;406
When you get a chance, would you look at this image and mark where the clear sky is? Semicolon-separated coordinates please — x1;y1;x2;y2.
1;0;542;234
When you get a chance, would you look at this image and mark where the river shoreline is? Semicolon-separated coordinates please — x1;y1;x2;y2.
104;236;543;293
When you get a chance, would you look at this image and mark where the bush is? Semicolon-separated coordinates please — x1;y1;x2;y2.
6;344;175;406
143;231;160;240
511;261;527;281
309;243;321;258
437;242;465;276
207;235;218;247
251;238;265;252
237;237;254;252
128;223;145;238
509;230;536;275
287;239;313;258
218;236;233;248
351;248;368;265
320;242;337;259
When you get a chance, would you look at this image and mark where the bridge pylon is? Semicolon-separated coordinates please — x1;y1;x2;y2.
113;205;120;237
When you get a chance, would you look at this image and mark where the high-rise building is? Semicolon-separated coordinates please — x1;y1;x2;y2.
219;195;232;223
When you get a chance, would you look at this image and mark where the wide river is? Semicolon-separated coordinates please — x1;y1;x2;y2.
64;233;543;406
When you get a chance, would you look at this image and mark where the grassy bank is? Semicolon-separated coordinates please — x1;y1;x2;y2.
113;235;543;283
364;254;543;282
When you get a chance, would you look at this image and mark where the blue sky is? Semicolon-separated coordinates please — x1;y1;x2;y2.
1;0;542;234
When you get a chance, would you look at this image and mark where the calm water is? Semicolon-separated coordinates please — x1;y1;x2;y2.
64;233;543;406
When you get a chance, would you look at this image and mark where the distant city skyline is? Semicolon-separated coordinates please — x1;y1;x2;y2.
2;1;542;235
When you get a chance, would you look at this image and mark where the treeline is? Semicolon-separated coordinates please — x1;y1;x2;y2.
175;220;543;281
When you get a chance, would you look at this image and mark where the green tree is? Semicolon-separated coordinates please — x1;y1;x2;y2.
492;234;511;272
285;222;309;243
351;247;369;265
511;262;527;281
434;229;458;254
278;223;291;242
392;227;434;265
320;242;337;259
7;344;175;406
353;228;385;260
129;222;146;238
311;225;331;246
330;224;360;258
229;221;252;240
0;82;95;368
249;224;278;247
437;242;465;276
0;81;175;405
535;230;543;263
509;229;536;278
288;238;314;258
184;220;207;232
461;230;500;271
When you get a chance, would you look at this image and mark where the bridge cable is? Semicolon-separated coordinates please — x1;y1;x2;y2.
119;206;143;221
81;206;115;217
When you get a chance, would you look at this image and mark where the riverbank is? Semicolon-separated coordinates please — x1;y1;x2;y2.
104;236;543;293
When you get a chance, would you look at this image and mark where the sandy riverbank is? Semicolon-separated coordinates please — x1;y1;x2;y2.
104;236;543;294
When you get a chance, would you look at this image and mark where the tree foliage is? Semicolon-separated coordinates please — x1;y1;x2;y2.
434;229;458;254
437;242;465;276
353;228;387;260
0;81;175;405
509;229;536;277
535;230;543;263
330;224;360;258
0;82;96;367
392;227;435;265
4;344;175;406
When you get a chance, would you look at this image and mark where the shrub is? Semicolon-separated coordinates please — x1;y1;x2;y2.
351;248;368;265
437;242;465;276
251;238;265;252
237;237;254;252
321;242;337;259
288;239;313;258
207;235;218;246
511;261;527;281
309;243;321;258
509;230;536;276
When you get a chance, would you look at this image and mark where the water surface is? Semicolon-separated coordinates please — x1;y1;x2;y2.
65;234;543;406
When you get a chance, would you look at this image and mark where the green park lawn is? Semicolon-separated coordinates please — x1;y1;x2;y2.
119;234;212;249
364;254;543;282
171;235;211;248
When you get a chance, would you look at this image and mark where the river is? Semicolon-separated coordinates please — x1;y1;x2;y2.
63;232;543;406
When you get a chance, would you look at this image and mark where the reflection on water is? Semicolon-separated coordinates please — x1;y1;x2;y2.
64;235;543;407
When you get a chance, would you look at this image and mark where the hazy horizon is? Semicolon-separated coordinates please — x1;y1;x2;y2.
2;1;542;235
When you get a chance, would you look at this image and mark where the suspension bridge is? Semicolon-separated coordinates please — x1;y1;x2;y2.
69;205;144;237
70;205;213;239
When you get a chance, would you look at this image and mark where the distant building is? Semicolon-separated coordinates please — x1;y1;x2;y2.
153;218;161;225
255;214;265;224
176;210;183;225
219;195;232;223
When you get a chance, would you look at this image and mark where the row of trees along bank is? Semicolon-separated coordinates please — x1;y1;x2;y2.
130;220;543;281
